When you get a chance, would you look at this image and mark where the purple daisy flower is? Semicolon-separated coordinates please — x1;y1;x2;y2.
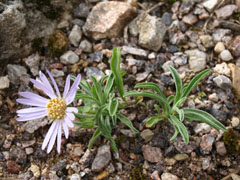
16;70;81;153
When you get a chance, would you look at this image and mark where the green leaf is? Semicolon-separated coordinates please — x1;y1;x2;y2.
117;113;139;133
167;95;174;104
135;82;167;101
112;115;117;126
170;125;179;142
99;75;108;85
174;97;186;108
91;76;105;104
70;75;76;81
183;109;226;131
154;104;161;114
174;107;184;122
169;115;189;144
146;115;164;127
79;81;91;95
169;66;182;105
182;69;211;98
88;127;101;149
124;91;170;114
75;94;100;105
74;118;95;129
104;73;115;98
109;99;119;116
110;47;125;98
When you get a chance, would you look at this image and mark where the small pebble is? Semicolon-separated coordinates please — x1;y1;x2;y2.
219;50;233;61
231;116;240;127
214;42;225;54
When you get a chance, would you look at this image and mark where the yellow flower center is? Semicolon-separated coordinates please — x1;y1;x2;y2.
46;98;66;120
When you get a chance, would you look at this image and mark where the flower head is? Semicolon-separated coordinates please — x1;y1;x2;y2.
16;70;81;153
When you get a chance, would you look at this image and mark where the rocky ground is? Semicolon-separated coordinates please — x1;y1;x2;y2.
1;0;240;179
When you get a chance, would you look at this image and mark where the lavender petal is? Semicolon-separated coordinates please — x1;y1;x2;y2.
17;107;47;114
30;79;56;99
66;107;78;113
66;113;75;121
63;75;70;98
16;98;46;107
42;121;57;150
39;71;56;96
19;92;48;104
57;122;62;153
16;111;47;121
64;116;74;128
62;121;69;139
46;69;61;97
47;121;59;153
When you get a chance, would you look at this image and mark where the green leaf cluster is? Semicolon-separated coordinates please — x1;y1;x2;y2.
124;66;226;144
74;47;138;152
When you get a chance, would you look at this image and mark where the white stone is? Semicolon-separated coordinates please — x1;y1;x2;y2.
202;0;218;12
231;116;240;127
161;172;179;180
219;50;233;61
69;25;82;47
194;123;211;134
185;49;206;72
70;173;81;180
214;42;225;54
162;61;174;72
0;76;10;89
213;62;230;76
208;93;219;102
213;75;232;89
60;51;79;64
29;164;40;178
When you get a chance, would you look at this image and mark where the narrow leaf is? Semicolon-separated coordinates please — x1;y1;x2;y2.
117;113;139;133
91;76;105;104
169;66;182;104
110;47;125;98
104;73;115;97
109;99;119;116
75;94;100;105
88;127;101;149
124;91;170;114
182;69;211;98
146;115;164;127
183;109;226;131
170;115;189;144
170;125;179;142
167;95;174;104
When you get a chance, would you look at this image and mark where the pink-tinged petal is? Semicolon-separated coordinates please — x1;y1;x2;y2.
65;74;81;104
66;113;75;121
47;121;59;153
66;107;78;113
42;121;57;150
30;79;56;99
63;75;70;98
16;111;47;121
57;122;62;153
17;107;47;114
62;121;69;139
65;87;78;105
46;69;60;97
64;116;74;128
39;71;56;96
19;92;48;104
16;98;46;107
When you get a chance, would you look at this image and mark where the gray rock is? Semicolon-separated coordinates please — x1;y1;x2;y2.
7;64;29;85
50;69;64;78
79;40;92;53
70;174;81;180
83;1;137;40
73;146;83;157
194;123;211;134
179;0;195;14
171;52;188;66
137;13;167;51
25;147;34;155
216;141;227;156
0;76;10;90
142;145;163;163
60;51;79;64
121;46;148;57
200;35;214;48
0;0;65;61
71;162;80;173
182;14;198;25
126;56;145;68
69;25;82;47
174;138;197;154
185;49;206;72
79;149;92;168
21;118;48;134
84;67;104;79
213;75;232;89
202;0;218;12
200;134;215;154
162;12;173;26
91;145;111;172
24;53;40;76
128;21;139;37
73;3;89;18
162;61;174;72
136;72;149;82
51;159;67;171
161;172;179;180
140;129;154;142
10;147;27;165
212;29;231;42
215;5;238;19
202;158;210;170
219;50;233;61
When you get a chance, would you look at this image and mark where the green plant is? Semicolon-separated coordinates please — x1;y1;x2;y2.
124;66;226;144
74;47;138;152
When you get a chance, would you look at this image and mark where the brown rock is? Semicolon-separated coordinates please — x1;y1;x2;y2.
182;14;198;25
142;145;163;163
7;161;21;174
215;5;238;19
232;36;240;57
229;63;240;99
83;2;137;40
